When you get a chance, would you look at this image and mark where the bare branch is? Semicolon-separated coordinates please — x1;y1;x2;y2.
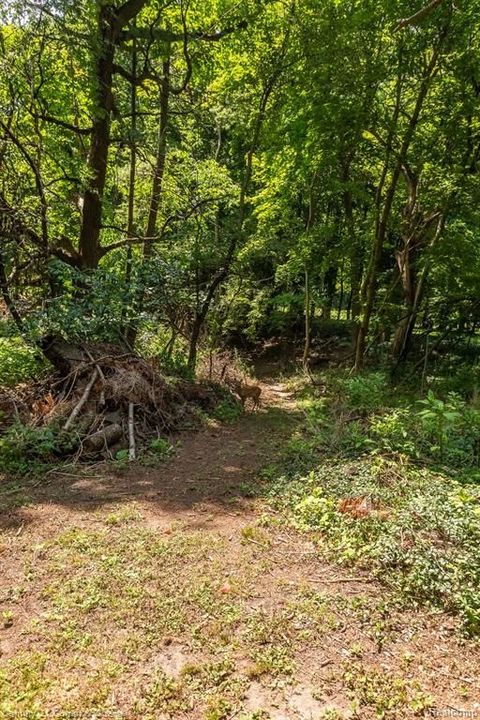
120;19;247;44
28;110;92;136
395;0;446;30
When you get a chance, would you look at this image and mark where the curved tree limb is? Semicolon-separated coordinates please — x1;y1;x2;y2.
395;0;446;30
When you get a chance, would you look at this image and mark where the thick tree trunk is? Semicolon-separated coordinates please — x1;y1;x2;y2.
78;5;118;269
78;0;148;269
124;29;138;347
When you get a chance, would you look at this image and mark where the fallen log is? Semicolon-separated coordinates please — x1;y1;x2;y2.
83;423;123;453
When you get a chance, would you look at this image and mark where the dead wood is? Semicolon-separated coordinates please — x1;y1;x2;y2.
83;423;123;453
7;334;230;460
63;369;98;431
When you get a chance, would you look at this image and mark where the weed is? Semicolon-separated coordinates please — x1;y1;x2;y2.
212;398;243;423
0;337;46;387
247;645;295;679
0;421;75;475
149;437;175;458
344;663;433;717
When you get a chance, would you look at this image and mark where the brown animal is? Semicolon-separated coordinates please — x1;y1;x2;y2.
230;379;262;411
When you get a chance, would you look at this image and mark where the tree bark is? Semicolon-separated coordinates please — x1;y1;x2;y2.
354;42;442;370
144;57;171;256
78;0;148;269
0;247;24;332
78;5;118;269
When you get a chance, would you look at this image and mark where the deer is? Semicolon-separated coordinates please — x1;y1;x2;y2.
229;378;262;411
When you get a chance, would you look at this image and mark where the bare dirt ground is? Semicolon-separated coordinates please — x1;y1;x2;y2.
1;379;479;719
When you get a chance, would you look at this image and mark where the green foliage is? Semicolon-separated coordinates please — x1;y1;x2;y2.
0;338;45;387
341;372;386;412
312;371;480;468
0;421;74;475
268;456;480;636
417;391;464;460
263;370;480;636
149;437;174;458
211;398;242;423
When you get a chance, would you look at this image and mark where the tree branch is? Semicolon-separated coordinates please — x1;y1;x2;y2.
116;0;148;28
120;19;247;44
395;0;445;30
29;110;92;136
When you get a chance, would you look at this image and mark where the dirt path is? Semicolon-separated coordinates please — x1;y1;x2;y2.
1;379;479;719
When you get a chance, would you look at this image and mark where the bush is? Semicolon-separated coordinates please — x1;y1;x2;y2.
342;372;386;412
0;421;74;474
0;337;45;387
211;398;242;423
149;437;174;458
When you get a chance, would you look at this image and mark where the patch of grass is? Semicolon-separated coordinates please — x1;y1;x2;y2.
344;662;433;717
0;652;50;718
247;645;295;679
240;525;270;547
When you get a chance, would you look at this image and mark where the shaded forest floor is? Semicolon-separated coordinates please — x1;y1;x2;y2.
1;375;480;720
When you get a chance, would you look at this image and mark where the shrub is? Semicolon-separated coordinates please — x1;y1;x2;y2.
211;398;242;423
0;421;73;474
342;372;386;412
149;437;174;458
0;337;45;387
369;410;417;457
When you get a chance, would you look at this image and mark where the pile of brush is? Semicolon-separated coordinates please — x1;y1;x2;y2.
1;335;221;460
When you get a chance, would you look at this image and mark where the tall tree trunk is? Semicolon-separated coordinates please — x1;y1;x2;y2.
124;27;137;347
303;267;311;367
323;265;337;320
78;0;148;268
145;57;170;256
302;175;317;368
354;42;442;370
341;176;363;346
127;56;170;347
78;5;117;269
391;213;445;360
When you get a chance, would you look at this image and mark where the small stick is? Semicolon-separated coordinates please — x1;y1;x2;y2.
310;576;372;584
63;369;98;431
128;402;136;461
85;348;106;406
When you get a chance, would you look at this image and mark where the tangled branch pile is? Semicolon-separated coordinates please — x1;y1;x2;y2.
0;335;222;461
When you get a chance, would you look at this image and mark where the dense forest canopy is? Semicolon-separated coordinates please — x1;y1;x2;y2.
1;0;480;373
